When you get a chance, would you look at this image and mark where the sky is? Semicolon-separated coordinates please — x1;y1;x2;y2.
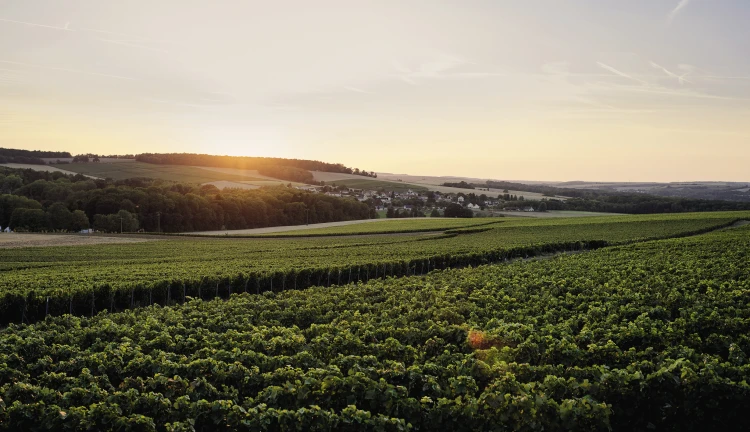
1;0;749;182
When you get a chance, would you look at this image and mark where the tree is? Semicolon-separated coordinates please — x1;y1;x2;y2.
1;175;23;193
9;208;48;231
444;203;473;218
94;210;138;232
70;210;90;231
430;208;440;217
537;202;548;212
117;210;139;232
72;155;90;163
47;202;73;231
386;207;395;218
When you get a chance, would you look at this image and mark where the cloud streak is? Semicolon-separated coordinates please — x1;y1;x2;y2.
649;61;692;84
0;17;73;31
596;62;648;85
98;39;169;54
0;60;136;81
343;86;372;94
392;55;503;85
668;0;691;23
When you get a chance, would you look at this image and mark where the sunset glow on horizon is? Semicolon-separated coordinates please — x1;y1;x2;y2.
1;0;749;182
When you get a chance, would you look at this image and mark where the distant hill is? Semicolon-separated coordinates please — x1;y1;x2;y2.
136;153;376;184
1;148;377;185
0;147;72;165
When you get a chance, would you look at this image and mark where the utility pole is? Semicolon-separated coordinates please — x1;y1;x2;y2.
156;211;161;233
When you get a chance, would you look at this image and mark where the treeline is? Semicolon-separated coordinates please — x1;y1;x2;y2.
386;207;426;218
517;195;750;214
442;181;474;189
257;165;315;184
444;203;474;218
485;180;750;214
0;167;373;233
0;147;71;165
136;153;375;178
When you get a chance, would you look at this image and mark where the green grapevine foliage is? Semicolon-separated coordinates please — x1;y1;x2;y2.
1;225;749;430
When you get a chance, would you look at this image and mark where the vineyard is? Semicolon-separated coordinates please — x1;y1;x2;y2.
1;221;749;430
0;212;747;325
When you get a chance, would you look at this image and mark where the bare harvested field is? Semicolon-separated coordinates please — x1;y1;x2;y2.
491;210;622;218
373;173;567;200
201;181;261;190
0;233;156;248
376;173;491;186
190;218;389;235
194;167;276;180
195;167;310;186
0;163;88;177
311;171;369;182
40;157;135;164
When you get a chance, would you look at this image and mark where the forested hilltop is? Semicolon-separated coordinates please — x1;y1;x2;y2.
0;166;372;233
0;147;71;164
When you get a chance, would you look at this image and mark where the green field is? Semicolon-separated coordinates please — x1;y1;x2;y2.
50;162;263;183
229;218;504;237
1;219;749;430
327;178;428;192
2;212;747;326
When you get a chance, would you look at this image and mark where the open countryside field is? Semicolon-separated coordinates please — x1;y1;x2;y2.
376;173;492;186
192;217;505;237
327;178;428;193
41;157;135;164
2;214;750;430
2;211;747;325
492;210;623;218
196;167;310;187
199;180;261;190
0;163;89;177
377;173;569;200
51;162;264;183
311;171;370;182
0;233;154;248
419;183;564;200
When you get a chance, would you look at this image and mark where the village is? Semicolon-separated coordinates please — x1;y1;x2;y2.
300;184;540;217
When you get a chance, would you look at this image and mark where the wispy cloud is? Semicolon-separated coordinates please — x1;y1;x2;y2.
79;27;180;46
0;17;73;31
343;86;372;94
144;98;211;109
0;60;136;81
649;61;692;84
668;0;691;23
98;39;169;54
392;54;502;85
596;62;648;85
